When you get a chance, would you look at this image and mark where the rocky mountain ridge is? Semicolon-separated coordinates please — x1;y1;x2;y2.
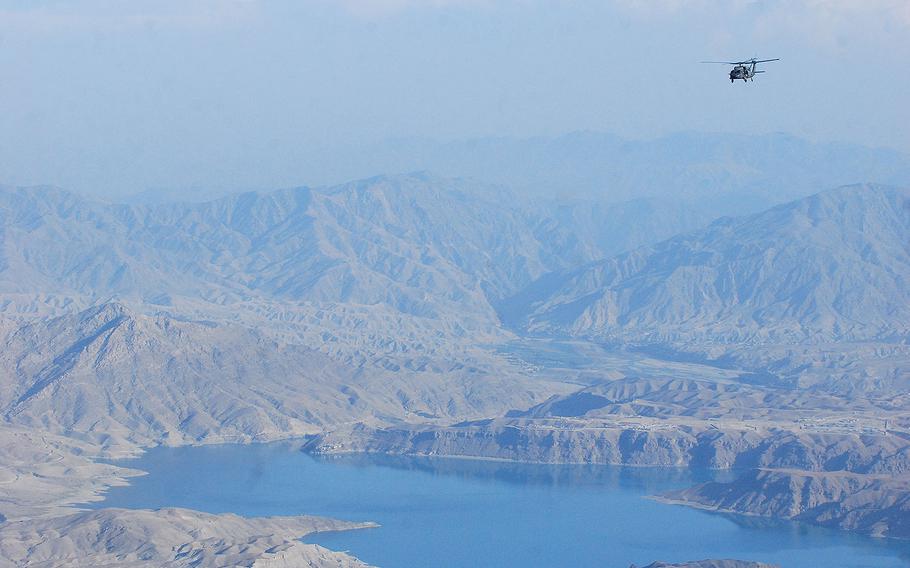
520;185;910;345
0;303;562;451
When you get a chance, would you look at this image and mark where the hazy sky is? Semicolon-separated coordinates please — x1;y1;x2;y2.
2;0;909;195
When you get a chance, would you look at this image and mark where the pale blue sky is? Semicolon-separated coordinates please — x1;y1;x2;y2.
1;0;908;195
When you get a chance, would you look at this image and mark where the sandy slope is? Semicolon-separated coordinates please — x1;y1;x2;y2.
0;426;376;567
0;508;375;567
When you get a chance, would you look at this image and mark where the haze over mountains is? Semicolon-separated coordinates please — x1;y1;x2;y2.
1;176;592;318
0;172;733;340
258;132;910;207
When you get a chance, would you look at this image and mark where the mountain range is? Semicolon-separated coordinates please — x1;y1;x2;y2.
518;184;910;345
2;163;910;568
1;177;908;451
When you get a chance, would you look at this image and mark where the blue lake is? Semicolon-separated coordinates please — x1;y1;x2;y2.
95;442;910;567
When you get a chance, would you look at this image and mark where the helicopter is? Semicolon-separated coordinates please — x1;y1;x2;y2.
701;58;780;83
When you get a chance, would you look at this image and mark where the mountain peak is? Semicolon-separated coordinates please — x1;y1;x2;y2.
522;184;910;344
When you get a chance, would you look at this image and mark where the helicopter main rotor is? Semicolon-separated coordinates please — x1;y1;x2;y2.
700;58;781;65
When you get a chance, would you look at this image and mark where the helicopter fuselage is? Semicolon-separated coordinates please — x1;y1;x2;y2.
729;64;754;82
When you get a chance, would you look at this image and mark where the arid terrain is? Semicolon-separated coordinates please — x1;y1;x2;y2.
1;164;908;565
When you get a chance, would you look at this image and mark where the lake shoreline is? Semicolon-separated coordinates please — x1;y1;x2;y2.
89;438;910;568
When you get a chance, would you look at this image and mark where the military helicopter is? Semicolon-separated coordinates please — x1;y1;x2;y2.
701;58;780;83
